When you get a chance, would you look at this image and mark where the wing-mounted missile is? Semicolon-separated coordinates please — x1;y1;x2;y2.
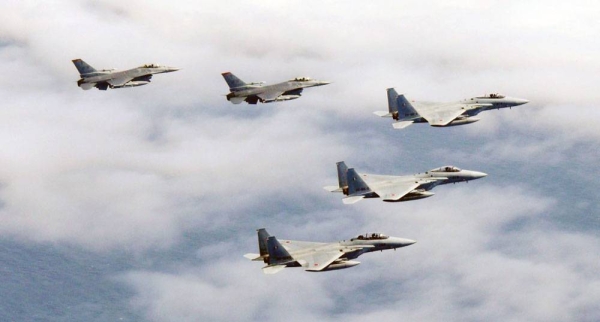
321;260;361;271
399;190;435;201
272;95;301;102
447;116;481;126
264;88;304;102
112;81;150;89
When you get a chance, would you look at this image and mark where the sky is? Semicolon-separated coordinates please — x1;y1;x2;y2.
0;0;599;321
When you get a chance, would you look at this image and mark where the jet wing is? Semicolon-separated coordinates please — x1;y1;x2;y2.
301;251;345;272
299;245;375;271
107;77;134;87
278;240;328;252
371;182;421;201
413;102;492;126
257;90;285;102
413;103;469;126
368;177;446;201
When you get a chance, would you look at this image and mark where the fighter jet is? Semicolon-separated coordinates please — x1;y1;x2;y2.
374;88;529;129
245;228;415;274
324;161;487;204
221;72;330;104
72;59;179;90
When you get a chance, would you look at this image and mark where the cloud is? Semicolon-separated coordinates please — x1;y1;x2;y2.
122;186;600;321
0;0;599;321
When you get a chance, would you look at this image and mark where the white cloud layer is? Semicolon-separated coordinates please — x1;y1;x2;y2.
1;0;599;321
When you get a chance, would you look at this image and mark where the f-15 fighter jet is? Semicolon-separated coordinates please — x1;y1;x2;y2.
72;59;179;90
374;88;529;129
221;72;330;104
325;161;487;204
245;228;415;274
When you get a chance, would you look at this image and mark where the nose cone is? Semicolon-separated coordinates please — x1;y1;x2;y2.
470;171;488;179
164;66;180;73
513;98;529;106
393;238;417;247
313;80;331;86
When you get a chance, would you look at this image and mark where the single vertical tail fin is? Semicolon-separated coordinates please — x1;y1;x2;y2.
221;72;247;90
72;59;97;76
336;161;349;195
346;168;371;195
266;236;293;265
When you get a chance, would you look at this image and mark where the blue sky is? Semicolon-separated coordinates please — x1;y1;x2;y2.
1;1;599;321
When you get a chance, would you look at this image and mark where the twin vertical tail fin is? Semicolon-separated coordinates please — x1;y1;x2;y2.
386;88;400;119
324;161;350;194
376;88;418;129
221;72;247;90
266;236;293;265
336;161;349;195
340;168;370;204
385;88;418;119
257;228;270;259
395;91;419;119
346;168;370;195
374;88;402;118
72;59;97;76
244;228;272;262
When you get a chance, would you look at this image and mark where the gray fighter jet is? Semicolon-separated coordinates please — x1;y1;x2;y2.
374;88;529;129
72;59;179;90
325;161;487;204
221;72;330;104
245;228;415;274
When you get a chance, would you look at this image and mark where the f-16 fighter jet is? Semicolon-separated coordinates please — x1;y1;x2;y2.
72;59;179;90
221;72;330;104
324;161;487;204
245;228;415;274
374;88;529;129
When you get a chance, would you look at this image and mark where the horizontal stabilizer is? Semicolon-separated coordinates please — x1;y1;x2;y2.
263;265;286;275
243;253;262;261
323;186;343;193
373;111;391;117
342;196;364;204
393;121;414;129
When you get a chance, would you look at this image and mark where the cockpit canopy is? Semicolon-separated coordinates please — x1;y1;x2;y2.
353;233;389;240
140;64;161;68
431;166;461;173
478;93;505;99
290;77;312;82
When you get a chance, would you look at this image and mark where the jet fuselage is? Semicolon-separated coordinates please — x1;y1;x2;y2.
230;79;329;97
80;66;179;85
